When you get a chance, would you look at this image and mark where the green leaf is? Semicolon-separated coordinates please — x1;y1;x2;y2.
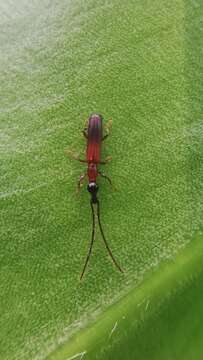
0;0;202;359
47;233;203;360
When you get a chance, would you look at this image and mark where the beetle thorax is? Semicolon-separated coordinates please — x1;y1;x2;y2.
88;163;98;182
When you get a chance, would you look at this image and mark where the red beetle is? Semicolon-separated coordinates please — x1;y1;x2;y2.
67;113;123;279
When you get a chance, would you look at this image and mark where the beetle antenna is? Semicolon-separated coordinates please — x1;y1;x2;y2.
80;201;95;280
96;200;124;273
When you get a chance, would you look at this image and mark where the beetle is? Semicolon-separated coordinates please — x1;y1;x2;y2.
67;113;123;279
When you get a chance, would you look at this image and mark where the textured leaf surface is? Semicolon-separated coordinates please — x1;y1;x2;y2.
47;234;203;360
0;0;202;359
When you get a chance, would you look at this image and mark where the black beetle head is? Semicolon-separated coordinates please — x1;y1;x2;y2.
87;182;99;203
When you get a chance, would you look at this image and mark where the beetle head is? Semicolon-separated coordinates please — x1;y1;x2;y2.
87;182;99;203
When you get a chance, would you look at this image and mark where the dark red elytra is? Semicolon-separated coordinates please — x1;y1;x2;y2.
67;113;123;279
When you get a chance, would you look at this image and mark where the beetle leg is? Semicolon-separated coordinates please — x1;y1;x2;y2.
98;171;112;186
102;118;112;141
82;129;88;139
77;173;87;193
65;149;87;163
98;171;117;191
99;156;112;164
82;118;89;139
102;134;108;141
